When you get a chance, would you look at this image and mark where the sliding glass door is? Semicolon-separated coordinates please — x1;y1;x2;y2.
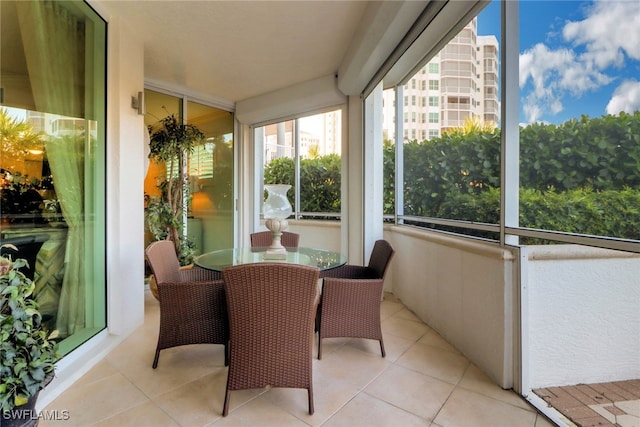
0;0;107;355
143;90;234;260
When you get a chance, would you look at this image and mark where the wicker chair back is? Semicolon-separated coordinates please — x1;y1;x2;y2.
249;230;300;248
221;263;319;416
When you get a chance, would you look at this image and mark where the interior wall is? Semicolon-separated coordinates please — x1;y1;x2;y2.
105;16;146;339
385;225;517;389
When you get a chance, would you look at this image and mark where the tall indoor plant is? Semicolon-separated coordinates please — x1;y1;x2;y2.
1;244;58;426
147;114;204;265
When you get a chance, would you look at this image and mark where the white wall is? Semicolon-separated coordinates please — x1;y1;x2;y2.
385;226;517;389
523;245;640;388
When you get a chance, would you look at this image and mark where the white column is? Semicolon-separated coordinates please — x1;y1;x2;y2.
363;82;384;262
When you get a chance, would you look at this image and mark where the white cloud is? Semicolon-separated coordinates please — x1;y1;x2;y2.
520;0;640;123
563;1;640;67
606;80;640;115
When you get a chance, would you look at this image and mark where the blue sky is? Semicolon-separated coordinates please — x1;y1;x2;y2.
478;0;640;125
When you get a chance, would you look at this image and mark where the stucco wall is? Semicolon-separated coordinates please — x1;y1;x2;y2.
384;226;517;389
523;245;640;388
259;220;343;254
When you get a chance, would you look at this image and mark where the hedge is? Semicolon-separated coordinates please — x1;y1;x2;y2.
264;112;640;241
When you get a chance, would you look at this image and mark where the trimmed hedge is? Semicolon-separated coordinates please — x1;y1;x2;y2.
264;112;640;241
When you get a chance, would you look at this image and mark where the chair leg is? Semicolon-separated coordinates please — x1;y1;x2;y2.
308;387;314;415
222;389;231;416
317;335;323;360
224;342;229;367
379;339;386;358
152;348;161;369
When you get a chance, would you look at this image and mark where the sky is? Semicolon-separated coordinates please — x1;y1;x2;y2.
478;0;640;125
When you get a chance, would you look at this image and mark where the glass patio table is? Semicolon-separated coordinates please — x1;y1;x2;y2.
194;246;346;272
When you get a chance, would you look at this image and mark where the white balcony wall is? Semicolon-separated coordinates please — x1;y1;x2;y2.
384;226;517;389
523;245;640;389
257;220;342;254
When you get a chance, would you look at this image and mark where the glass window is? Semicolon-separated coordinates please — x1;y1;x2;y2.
382;6;501;238
519;0;640;242
186;101;234;252
255;109;342;220
1;1;107;354
520;1;640;240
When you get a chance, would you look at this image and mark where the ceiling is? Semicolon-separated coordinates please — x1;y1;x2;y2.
98;1;371;104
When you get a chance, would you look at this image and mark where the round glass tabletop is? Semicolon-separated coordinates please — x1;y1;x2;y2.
194;246;346;272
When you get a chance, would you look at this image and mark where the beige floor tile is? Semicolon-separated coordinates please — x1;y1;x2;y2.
376;331;420;362
396;341;469;385
314;345;390;390
108;342;227;398
42;373;149;426
382;315;432;342
151;368;233;426
70;359;119;388
458;364;534;411
38;289;550;427
316;336;350;359
365;364;455;421
380;298;405;321
393;307;423;323
434;387;538;427
417;330;461;354
322;392;427;427
92;401;180;427
261;369;360;427
211;395;310;426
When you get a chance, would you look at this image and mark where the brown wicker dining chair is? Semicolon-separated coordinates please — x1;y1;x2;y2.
249;230;300;248
145;240;229;369
221;263;320;417
317;239;395;359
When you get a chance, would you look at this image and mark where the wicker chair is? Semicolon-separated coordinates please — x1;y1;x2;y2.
249;230;300;248
317;239;395;359
221;263;319;416
145;240;229;369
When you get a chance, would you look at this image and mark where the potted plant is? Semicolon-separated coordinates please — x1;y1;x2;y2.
1;244;59;426
147;114;203;265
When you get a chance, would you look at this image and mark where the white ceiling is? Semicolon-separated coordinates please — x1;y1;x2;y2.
98;1;371;104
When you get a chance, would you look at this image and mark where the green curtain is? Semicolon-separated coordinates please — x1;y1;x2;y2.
16;1;86;337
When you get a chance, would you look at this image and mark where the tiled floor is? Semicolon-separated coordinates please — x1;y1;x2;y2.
40;291;554;427
534;382;640;427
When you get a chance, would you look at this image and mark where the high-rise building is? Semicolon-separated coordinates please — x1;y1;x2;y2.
383;18;499;142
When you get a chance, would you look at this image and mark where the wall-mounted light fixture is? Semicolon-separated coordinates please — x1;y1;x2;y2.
131;91;145;115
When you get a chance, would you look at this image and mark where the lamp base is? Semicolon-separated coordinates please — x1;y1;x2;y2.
264;247;287;260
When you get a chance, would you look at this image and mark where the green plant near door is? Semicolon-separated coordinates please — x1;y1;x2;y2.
147;114;203;265
0;244;59;419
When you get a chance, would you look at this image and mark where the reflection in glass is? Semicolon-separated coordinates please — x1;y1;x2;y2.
1;0;107;355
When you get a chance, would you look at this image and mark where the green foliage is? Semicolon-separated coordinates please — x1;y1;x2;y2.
520;112;640;191
1;246;58;412
519;187;640;242
263;112;640;242
264;154;341;214
147;114;204;264
145;196;180;241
